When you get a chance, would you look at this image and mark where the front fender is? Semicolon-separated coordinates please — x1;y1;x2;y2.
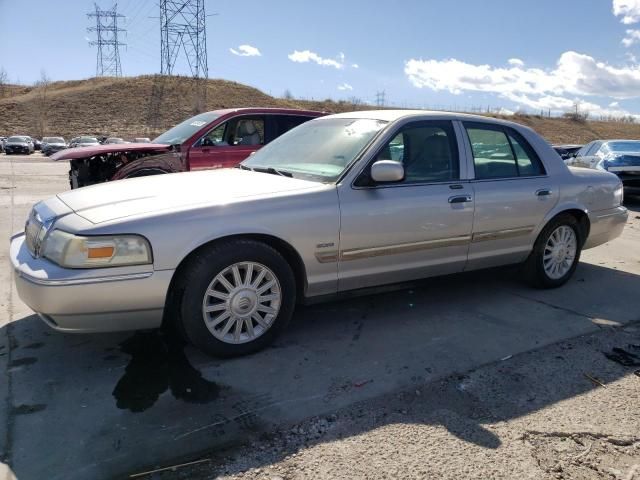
111;151;187;180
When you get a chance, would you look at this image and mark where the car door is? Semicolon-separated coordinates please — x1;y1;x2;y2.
462;122;559;270
337;120;474;291
188;115;266;170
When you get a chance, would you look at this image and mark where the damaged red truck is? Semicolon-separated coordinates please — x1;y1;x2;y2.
51;108;324;189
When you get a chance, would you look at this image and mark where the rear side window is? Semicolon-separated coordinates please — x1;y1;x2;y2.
275;115;312;137
465;123;545;179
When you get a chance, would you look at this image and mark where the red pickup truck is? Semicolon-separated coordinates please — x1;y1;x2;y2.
51;108;324;189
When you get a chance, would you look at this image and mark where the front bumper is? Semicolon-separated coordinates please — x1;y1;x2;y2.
584;206;628;249
10;233;173;333
5;146;29;154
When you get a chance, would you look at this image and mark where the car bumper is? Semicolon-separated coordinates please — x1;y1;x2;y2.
584;206;628;249
10;233;173;333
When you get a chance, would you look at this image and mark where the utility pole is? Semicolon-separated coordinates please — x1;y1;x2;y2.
159;0;208;78
87;3;126;77
376;90;386;108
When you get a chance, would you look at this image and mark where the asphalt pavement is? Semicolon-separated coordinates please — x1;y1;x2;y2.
1;153;639;480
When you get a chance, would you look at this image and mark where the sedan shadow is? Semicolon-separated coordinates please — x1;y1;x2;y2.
2;261;640;480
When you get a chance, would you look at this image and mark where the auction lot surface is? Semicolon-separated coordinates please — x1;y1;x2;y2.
1;153;639;479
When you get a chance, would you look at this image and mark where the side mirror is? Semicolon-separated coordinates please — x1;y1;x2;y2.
370;160;404;183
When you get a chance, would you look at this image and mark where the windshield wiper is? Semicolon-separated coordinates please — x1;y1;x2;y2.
237;164;252;171
245;166;293;178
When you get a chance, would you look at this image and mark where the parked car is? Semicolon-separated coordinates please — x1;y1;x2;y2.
41;137;67;156
566;139;640;196
553;144;582;161
133;137;151;143
69;136;100;148
33;138;42;151
4;136;35;154
0;137;6;152
104;137;126;144
11;111;627;357
51;108;324;189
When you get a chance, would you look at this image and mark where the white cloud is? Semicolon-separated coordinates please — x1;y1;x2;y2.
287;50;359;70
623;29;640;46
508;58;524;67
337;83;353;91
288;50;344;69
405;52;640;117
613;0;640;23
229;44;261;57
405;51;640;100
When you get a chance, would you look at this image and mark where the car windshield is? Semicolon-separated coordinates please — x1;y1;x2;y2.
79;137;98;143
606;141;640;153
8;136;27;142
241;118;388;182
44;137;64;143
153;111;221;145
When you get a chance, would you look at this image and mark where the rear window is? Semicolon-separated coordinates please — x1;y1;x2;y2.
464;122;545;179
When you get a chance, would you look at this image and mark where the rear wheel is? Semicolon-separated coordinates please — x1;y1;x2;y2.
173;240;296;357
523;214;582;288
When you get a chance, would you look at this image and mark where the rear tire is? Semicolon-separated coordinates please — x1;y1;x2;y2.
523;214;582;289
173;240;296;357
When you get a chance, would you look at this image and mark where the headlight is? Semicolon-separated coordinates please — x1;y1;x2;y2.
41;230;152;268
614;183;624;206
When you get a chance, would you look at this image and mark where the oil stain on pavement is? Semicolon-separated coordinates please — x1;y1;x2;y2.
112;331;221;413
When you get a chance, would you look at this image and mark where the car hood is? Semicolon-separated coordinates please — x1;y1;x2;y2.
6;142;29;146
56;168;325;224
50;143;171;161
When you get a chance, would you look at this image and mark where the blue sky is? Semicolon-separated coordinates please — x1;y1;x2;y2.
2;0;640;117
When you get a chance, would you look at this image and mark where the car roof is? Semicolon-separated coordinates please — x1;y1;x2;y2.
208;107;325;117
323;109;522;127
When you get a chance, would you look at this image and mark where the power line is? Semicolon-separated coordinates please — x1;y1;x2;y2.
159;0;208;78
87;3;126;77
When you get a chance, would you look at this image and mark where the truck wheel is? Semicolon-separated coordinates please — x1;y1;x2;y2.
523;214;582;289
173;240;296;357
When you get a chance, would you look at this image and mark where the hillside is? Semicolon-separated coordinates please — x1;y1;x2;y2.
2;75;640;144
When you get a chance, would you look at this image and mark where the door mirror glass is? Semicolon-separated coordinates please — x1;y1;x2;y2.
370;160;405;183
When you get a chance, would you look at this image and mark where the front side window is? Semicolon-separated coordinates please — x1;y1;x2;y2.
374;122;459;183
201;122;228;146
200;117;265;147
233;118;264;146
465;123;545;179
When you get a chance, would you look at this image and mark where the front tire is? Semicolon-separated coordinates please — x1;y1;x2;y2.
173;240;296;357
523;214;582;289
123;168;168;179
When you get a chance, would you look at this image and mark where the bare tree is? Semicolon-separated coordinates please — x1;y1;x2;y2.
0;67;8;98
283;89;293;100
34;70;51;137
348;96;363;107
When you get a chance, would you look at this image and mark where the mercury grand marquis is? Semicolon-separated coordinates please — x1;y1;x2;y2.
11;111;628;357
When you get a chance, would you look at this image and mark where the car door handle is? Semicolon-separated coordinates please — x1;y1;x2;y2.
448;195;473;204
536;189;552;197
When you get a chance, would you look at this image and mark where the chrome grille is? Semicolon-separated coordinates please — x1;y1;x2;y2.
24;204;54;258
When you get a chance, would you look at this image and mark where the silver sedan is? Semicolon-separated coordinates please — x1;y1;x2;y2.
11;110;628;357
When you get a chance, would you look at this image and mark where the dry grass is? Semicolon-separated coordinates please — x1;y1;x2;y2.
1;75;640;144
